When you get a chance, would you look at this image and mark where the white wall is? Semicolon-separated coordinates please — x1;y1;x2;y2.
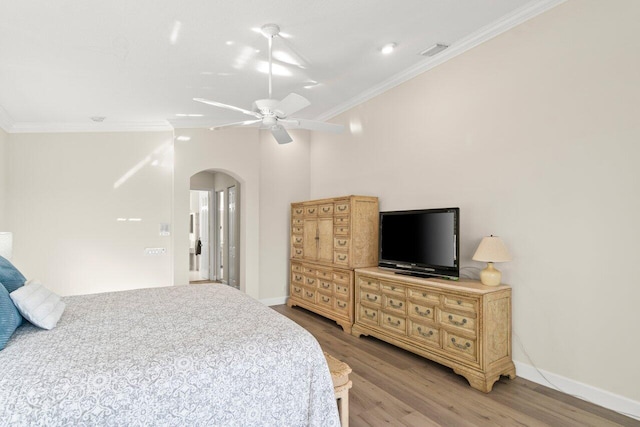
6;131;174;295
0;128;7;229
309;0;640;406
259;129;310;301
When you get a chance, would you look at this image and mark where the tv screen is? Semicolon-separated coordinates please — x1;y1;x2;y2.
379;208;459;279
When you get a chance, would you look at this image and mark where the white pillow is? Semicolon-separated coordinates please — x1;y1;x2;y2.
10;279;65;330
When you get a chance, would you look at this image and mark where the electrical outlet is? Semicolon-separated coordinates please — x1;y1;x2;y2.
145;247;166;255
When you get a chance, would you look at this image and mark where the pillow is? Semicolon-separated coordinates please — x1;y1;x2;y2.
0;255;27;293
10;280;65;330
0;283;23;350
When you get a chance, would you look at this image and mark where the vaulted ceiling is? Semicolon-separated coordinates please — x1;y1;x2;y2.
0;0;561;133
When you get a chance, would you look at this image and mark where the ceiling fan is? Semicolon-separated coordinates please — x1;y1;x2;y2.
194;23;344;144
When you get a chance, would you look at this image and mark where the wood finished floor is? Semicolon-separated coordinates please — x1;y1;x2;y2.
272;305;639;427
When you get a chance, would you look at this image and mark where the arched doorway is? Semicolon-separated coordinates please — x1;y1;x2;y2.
189;170;240;288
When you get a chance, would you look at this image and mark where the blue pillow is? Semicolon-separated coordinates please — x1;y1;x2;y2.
0;256;26;293
0;283;23;350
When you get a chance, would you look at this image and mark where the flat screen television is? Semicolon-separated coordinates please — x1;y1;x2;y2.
378;207;459;280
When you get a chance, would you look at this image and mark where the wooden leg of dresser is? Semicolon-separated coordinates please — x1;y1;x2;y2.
504;363;517;379
350;325;367;338
336;320;352;334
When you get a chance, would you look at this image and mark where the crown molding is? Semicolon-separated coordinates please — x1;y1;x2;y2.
315;0;567;122
8;121;174;134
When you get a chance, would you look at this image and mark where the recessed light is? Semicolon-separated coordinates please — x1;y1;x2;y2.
420;43;449;57
116;218;127;222
175;114;203;118
128;218;142;222
380;43;397;55
176;136;191;142
90;116;106;122
226;40;234;46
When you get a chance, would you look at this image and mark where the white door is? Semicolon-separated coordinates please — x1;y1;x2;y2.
228;185;238;288
198;191;210;280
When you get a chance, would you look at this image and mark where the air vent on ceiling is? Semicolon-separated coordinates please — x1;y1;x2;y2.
420;44;449;57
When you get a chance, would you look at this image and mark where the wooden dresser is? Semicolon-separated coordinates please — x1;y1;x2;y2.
287;196;379;333
352;267;515;392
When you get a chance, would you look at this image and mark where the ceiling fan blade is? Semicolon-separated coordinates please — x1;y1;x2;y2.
210;119;262;130
193;98;261;118
282;118;344;134
274;93;310;118
270;125;293;144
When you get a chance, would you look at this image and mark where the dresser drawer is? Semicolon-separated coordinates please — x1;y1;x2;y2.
360;289;382;307
292;272;304;284
318;279;334;293
333;271;351;285
335;298;349;316
302;287;317;303
408;288;441;305
303;266;316;275
291;285;303;299
443;295;478;314
440;310;477;335
319;203;334;216
334;237;349;250
292;235;304;246
334;216;349;225
304;276;317;287
334;251;349;266
292;247;304;258
316;268;332;280
318;293;333;308
383;295;406;315
334;225;349;236
358;305;379;326
408;301;435;321
291;263;302;273
305;205;318;216
358;276;379;291
335;283;350;297
292;218;304;226
292;206;304;217
408;320;440;348
443;331;478;363
381;282;406;297
381;312;406;335
335;201;350;215
292;226;304;234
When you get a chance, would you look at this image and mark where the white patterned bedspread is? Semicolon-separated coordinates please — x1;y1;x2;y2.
0;284;340;426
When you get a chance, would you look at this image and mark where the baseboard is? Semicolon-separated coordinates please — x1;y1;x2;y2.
514;361;640;421
260;296;289;306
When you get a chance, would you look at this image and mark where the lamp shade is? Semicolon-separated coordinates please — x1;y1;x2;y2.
0;232;13;260
472;235;511;263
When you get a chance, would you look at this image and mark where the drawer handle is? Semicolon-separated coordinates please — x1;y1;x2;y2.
422;292;428;298
337;254;347;261
306;291;314;297
307;278;315;285
337;206;347;211
338;240;347;246
364;310;376;319
337;286;345;292
296;249;302;255
322;207;330;212
321;283;330;289
448;315;467;326
295;237;302;243
415;307;431;316
308;208;316;214
295;275;302;281
337;301;347;308
457;300;463;305
366;294;379;302
386;317;401;327
322;296;330;303
391;286;397;291
389;300;403;309
294;288;301;294
451;337;471;349
417;327;433;337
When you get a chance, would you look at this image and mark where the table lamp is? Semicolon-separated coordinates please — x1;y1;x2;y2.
472;235;511;286
0;232;13;260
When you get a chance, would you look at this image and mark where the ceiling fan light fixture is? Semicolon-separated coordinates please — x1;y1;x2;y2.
380;43;397;55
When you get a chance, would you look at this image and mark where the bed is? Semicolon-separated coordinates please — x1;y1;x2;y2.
0;284;340;426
